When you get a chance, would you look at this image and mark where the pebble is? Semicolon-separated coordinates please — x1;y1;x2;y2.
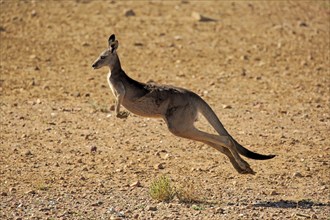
130;181;142;187
90;146;97;153
215;207;225;214
191;12;216;22
145;205;157;211
25;190;36;195
154;163;165;169
270;190;279;195
25;150;33;156
222;105;232;109
72;92;80;97
31;10;37;17
293;172;303;178
311;214;318;219
298;21;308;27
124;9;135;17
91;201;103;206
110;216;122;220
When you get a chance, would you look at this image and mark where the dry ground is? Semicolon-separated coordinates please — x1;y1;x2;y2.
1;0;329;219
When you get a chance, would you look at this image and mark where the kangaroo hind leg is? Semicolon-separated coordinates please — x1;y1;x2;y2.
203;140;255;174
164;107;255;174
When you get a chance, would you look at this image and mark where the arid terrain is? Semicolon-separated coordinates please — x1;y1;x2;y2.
1;1;329;219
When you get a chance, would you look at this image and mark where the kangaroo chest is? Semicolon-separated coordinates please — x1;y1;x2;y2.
107;72;121;97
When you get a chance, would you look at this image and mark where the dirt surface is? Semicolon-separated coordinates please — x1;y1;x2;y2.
1;1;329;219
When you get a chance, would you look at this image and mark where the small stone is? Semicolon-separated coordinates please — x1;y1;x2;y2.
90;146;97;153
110;215;121;220
298;21;308;27
25;190;36;195
9;187;17;193
215;207;225;214
145;205;157;211
25;150;32;156
1;192;8;196
311;214;318;219
91;201;103;206
222;105;232;109
110;105;115;111
293;172;303;178
31;10;37;17
133;42;143;47
73;92;80;97
163;153;170;160
270;190;279;196
124;9;135;17
154;163;165;169
118;211;125;217
130;181;142;187
192;12;216;22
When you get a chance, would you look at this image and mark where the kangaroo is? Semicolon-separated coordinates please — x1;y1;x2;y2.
92;34;275;174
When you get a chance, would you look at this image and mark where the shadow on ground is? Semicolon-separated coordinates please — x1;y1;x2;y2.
253;200;330;209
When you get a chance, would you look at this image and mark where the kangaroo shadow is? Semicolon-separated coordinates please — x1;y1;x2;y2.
253;199;330;209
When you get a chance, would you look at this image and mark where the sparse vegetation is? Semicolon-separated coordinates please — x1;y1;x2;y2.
149;175;203;203
176;181;203;204
149;175;176;202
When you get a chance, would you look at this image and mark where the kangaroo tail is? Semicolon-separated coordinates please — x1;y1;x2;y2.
194;94;276;160
231;137;276;160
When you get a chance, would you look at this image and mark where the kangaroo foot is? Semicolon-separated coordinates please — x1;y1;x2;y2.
236;160;256;175
116;111;129;119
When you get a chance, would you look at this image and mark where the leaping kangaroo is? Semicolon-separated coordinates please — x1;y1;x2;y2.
92;34;275;174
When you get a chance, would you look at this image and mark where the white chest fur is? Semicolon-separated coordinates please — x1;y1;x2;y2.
107;71;117;97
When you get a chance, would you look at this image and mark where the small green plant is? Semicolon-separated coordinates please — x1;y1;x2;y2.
149;175;176;202
191;204;204;211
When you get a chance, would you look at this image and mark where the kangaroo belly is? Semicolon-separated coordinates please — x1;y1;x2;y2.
122;99;164;118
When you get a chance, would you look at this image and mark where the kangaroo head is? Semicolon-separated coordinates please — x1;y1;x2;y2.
92;34;119;69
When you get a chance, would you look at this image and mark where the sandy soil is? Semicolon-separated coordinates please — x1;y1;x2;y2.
1;1;329;219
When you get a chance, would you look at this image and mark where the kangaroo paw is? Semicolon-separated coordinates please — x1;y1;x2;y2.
116;111;129;119
237;160;256;175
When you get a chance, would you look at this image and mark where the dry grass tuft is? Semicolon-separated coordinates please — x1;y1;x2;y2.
149;175;203;203
176;180;203;203
149;175;176;202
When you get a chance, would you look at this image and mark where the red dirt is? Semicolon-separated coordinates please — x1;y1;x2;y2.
1;1;329;219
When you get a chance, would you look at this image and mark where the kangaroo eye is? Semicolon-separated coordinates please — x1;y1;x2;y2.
100;56;106;59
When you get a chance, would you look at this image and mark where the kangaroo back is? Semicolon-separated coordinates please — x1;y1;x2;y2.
195;95;275;160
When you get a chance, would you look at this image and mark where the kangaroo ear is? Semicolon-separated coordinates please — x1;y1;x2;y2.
108;34;116;45
108;34;118;53
109;40;118;53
